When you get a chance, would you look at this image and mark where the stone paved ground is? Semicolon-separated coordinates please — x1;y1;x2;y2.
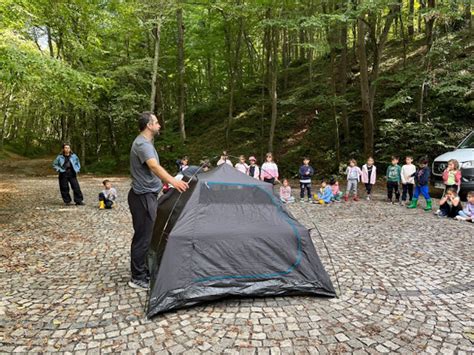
1;173;473;354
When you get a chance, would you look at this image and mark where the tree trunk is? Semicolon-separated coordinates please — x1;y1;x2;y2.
0;88;15;150
268;25;278;153
408;0;415;36
107;114;119;163
339;23;350;142
176;5;186;141
299;27;305;61
425;0;436;51
150;17;162;115
46;26;55;58
330;44;340;162
465;0;472;28
282;28;289;91
357;18;374;158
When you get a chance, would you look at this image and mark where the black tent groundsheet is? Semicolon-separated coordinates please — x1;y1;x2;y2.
147;164;336;317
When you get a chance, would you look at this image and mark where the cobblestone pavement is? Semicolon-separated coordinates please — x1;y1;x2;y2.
1;174;473;354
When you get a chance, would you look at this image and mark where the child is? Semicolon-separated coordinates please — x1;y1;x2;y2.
435;188;462;218
344;159;362;201
329;177;343;202
455;191;474;222
179;156;189;172
217;151;233;166
361;157;377;200
442;159;461;195
386;156;401;204
401;156;416;205
248;156;260;180
235;155;249;174
314;180;332;204
279;179;295;203
261;152;279;185
407;157;432;211
99;179;117;209
299;157;315;202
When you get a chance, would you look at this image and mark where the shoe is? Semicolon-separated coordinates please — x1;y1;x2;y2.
454;215;467;221
76;201;85;206
99;201;105;209
128;278;149;290
399;201;404;206
366;196;370;201
343;195;349;202
64;201;72;206
353;195;359;201
424;199;432;212
407;198;418;209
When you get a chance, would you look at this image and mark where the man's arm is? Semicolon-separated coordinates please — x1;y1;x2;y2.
146;158;189;192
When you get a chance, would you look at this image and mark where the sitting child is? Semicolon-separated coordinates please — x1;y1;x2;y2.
314;180;332;204
455;191;474;222
435;187;462;218
279;178;295;203
329;177;343;202
99;179;117;209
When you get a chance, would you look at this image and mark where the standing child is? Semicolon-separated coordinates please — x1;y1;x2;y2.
344;159;362;201
99;179;118;209
261;152;279;185
279;179;295;203
401;156;416;205
217;151;233;166
442;159;461;195
299;157;315;202
235;155;249;174
455;191;474;222
329;177;343;202
435;188;462;218
248;156;260;180
386;156;401;204
361;157;377;200
407;157;432;211
315;180;332;204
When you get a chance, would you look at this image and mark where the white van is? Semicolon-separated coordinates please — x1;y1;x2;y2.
432;130;474;199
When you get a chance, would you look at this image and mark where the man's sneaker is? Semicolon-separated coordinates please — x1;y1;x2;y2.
76;201;85;206
128;278;149;290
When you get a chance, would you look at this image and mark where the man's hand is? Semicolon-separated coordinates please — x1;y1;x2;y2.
172;179;189;193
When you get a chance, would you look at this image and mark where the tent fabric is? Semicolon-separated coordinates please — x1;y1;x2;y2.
147;164;336;317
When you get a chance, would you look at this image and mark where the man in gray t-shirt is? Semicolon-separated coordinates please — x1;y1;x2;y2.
128;112;188;290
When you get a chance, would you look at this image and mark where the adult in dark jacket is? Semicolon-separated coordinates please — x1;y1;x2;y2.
52;143;84;205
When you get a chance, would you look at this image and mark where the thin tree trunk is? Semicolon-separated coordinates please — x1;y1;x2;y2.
0;87;15;150
408;0;415;36
282;28;289;91
150;17;162;114
46;26;55;58
268;24;279;153
107;114;119;163
339;23;349;142
177;5;186;141
465;0;472;28
357;18;374;157
425;0;436;51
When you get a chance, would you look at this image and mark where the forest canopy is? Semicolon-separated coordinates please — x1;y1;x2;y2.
0;0;472;175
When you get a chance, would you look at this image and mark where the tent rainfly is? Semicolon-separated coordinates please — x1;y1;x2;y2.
147;163;336;317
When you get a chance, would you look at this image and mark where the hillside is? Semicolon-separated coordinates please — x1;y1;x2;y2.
179;29;473;178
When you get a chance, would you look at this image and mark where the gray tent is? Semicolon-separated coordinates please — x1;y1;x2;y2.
147;163;336;317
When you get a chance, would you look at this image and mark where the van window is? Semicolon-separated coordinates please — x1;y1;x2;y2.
458;132;474;149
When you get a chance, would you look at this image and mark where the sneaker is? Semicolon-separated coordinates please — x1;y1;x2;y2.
353;196;360;201
64;201;72;206
455;215;467;221
76;201;85;206
128;278;149;290
366;196;370;201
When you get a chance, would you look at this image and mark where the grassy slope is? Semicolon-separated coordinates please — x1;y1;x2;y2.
183;29;473;178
